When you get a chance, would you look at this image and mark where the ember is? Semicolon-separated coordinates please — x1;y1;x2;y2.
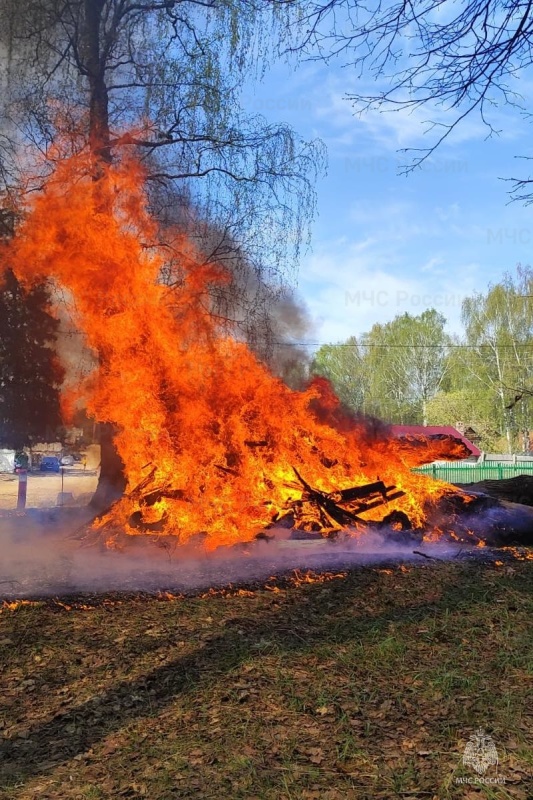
1;151;489;549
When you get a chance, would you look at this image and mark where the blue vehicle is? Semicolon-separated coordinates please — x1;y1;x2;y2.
40;456;61;473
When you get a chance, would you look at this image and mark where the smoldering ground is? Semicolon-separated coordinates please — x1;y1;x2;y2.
1;499;531;600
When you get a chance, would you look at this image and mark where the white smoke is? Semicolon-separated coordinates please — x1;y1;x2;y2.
0;507;519;600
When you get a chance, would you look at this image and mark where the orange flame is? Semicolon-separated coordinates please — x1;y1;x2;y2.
3;152;469;548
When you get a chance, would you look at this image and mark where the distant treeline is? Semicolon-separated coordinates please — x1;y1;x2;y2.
311;265;533;454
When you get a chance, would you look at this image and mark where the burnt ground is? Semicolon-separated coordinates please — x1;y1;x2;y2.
0;499;531;601
0;480;532;600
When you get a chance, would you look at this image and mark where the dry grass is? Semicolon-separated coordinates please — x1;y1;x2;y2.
1;560;532;800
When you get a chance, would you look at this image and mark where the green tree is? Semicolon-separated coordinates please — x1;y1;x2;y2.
362;310;451;424
0;268;63;448
460;265;533;452
311;311;451;423
311;336;368;412
425;388;499;452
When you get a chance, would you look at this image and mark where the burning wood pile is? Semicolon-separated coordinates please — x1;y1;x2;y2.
3;151;532;553
94;451;533;550
278;470;409;532
94;431;511;550
88;417;481;548
126;470;411;538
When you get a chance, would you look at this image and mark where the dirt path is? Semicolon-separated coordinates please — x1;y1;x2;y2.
0;469;98;510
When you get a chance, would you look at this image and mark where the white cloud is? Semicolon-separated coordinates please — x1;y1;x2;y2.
299;238;476;343
238;53;533;347
419;256;446;275
356;102;485;151
311;70;530;158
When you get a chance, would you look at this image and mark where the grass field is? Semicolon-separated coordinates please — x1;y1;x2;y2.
1;558;532;799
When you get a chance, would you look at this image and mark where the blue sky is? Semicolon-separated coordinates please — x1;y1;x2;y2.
242;56;533;344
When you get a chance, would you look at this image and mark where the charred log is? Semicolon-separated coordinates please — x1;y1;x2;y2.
140;488;186;507
128;510;169;532
352;490;406;514
329;481;389;503
377;510;413;531
289;468;411;533
214;464;240;477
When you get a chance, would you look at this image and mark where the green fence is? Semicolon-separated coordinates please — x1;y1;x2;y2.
413;462;533;483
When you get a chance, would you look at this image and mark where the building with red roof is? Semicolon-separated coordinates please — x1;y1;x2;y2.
390;425;481;459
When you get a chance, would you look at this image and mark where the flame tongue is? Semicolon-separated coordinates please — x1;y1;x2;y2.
5;153;469;548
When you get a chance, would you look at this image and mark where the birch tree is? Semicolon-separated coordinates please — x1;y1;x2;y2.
0;0;325;506
362;310;451;424
312;336;369;412
312;310;451;424
461;265;533;452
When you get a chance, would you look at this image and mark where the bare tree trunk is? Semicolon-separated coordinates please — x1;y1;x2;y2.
89;422;127;509
494;349;513;454
85;0;111;165
82;0;127;510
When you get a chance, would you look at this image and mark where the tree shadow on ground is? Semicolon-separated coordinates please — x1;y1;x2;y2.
1;563;529;784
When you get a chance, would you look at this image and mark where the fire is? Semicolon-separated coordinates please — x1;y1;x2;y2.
1;600;38;611
2;152;470;549
503;547;533;561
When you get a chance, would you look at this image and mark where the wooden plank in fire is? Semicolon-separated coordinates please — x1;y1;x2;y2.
343;489;406;515
140;488;186;507
292;467;375;527
328;481;390;503
127;466;157;499
290;467;408;529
